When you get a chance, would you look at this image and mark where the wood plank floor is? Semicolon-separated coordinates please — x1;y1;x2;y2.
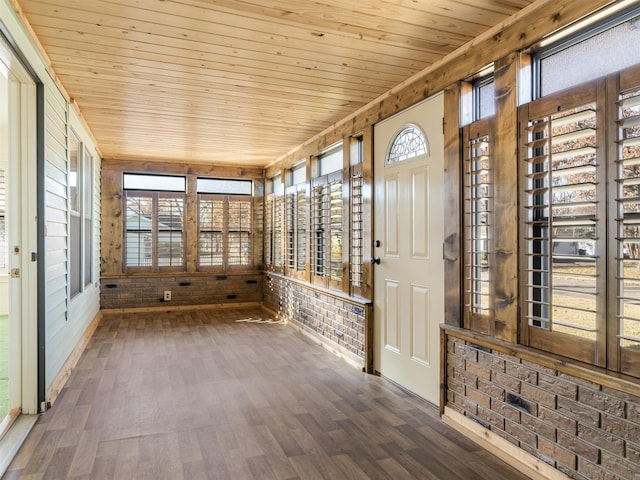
4;308;530;479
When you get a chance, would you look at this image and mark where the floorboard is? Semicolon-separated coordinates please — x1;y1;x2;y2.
3;308;530;479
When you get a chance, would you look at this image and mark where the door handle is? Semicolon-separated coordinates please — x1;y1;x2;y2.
369;257;380;265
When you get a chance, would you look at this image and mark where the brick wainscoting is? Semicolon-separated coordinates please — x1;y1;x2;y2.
442;327;640;480
264;272;372;371
101;273;264;310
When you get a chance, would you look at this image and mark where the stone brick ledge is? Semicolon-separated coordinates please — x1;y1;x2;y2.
100;273;263;309
264;273;371;371
442;327;640;480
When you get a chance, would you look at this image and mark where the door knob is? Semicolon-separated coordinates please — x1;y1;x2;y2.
370;257;380;265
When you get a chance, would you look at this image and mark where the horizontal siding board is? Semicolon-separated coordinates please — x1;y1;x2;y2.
45;103;66;143
44;139;67;172
45;257;67;279
47;289;99;386
45;191;67;212
45;160;67;187
44;206;67;225
45;82;67;115
45;235;66;248
45;176;67;199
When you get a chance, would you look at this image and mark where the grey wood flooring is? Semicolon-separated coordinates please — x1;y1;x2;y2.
3;308;529;479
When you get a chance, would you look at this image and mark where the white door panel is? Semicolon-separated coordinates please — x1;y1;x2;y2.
373;93;444;405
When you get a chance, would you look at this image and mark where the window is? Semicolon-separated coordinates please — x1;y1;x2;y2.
386;125;427;164
124;174;185;272
520;65;640;377
197;177;254;270
612;68;640;375
83;148;93;288
198;195;252;270
285;162;307;276
273;175;284;269
534;5;640;97
463;118;494;334
473;76;495;121
264;175;283;271
69;132;82;297
521;82;602;365
264;194;274;269
68;130;94;298
349;136;365;296
311;144;344;290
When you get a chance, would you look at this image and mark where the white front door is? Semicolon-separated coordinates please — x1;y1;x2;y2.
373;93;444;405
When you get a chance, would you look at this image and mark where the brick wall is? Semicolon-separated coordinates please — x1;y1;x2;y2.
101;273;263;309
264;273;369;368
445;334;640;479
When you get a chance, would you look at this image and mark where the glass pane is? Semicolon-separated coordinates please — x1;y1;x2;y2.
465;132;492;316
274;196;283;266
524;102;600;338
386;125;427;164
124;173;185;192
69;133;80;213
125;194;153;267
319;145;343;176
199;197;224;266
618;87;640;350
271;175;283;195
296;188;307;272
350;171;363;288
285;192;296;269
228;198;251;266
329;179;342;282
541;14;640;96
313;184;328;276
84;217;91;287
70;214;81;297
197;178;252;195
477;79;495;119
292;162;306;185
350;137;363;166
157;195;184;267
264;196;274;266
84;149;93;216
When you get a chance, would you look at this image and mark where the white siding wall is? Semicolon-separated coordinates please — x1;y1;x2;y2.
57;108;100;388
0;0;102;393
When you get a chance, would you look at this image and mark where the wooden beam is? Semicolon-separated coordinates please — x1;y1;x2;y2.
443;84;462;328
492;52;519;343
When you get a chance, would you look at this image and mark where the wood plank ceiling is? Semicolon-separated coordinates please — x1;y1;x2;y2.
15;0;536;167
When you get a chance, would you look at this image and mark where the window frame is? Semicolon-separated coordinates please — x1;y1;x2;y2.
519;79;606;366
462;117;495;335
197;193;253;272
516;66;640;378
284;161;308;280
123;174;187;273
310;143;345;291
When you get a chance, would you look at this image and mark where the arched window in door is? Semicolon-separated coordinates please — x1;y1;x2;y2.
385;124;428;164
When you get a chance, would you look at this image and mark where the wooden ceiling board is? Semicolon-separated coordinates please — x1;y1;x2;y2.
16;0;537;166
